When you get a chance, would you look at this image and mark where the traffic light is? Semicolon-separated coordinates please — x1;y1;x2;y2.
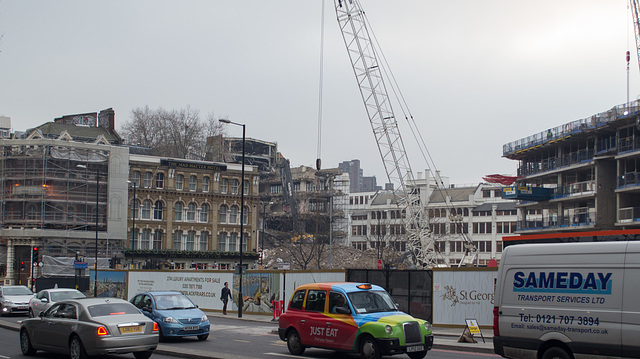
13;260;17;270
32;247;39;263
20;261;25;270
108;258;114;269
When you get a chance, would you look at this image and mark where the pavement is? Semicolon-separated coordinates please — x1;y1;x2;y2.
0;311;496;358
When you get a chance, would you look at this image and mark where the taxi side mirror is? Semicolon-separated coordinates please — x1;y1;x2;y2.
41;298;49;303
142;305;152;312
336;307;350;315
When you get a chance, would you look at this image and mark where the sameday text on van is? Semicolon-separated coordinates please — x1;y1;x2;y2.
493;241;640;359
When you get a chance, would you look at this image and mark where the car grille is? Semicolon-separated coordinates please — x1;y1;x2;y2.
178;317;201;324
403;321;421;344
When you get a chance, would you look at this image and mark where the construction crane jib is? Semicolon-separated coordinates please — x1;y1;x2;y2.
334;0;440;266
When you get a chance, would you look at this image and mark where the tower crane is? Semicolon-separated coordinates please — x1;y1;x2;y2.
333;0;477;267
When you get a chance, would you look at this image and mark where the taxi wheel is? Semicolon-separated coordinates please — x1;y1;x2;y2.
20;329;36;356
359;335;382;359
286;329;305;355
69;336;88;359
408;351;428;359
197;334;209;341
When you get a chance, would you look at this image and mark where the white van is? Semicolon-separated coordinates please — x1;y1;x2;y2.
493;241;640;359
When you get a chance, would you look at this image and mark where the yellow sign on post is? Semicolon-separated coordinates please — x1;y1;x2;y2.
465;319;480;334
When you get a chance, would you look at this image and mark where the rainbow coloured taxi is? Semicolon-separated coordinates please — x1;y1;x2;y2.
278;282;433;359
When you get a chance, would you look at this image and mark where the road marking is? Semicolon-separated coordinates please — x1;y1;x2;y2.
0;355;10;359
233;339;251;343
264;353;303;358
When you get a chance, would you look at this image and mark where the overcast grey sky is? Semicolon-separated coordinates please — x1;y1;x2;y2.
1;0;638;184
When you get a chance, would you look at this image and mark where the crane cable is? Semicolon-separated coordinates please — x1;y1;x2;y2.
316;0;326;171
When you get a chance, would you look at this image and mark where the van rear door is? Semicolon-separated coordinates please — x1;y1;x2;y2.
622;241;640;357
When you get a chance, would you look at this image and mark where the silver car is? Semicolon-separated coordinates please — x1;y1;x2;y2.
29;288;85;318
0;285;34;316
20;297;159;359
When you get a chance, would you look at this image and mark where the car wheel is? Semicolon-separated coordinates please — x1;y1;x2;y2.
158;327;166;342
20;329;37;356
286;329;305;355
197;333;209;341
407;351;428;359
359;335;382;359
133;350;153;359
542;347;572;359
69;336;88;359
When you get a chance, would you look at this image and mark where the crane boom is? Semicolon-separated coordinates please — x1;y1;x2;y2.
334;0;436;266
631;0;640;76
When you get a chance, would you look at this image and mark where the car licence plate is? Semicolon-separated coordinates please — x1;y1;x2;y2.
184;326;199;331
407;345;424;352
119;325;143;334
17;306;28;310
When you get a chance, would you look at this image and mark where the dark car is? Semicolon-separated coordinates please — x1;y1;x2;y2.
19;297;159;359
130;291;210;341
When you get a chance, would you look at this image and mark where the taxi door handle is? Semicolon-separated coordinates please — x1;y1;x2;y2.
326;322;331;326
301;320;305;324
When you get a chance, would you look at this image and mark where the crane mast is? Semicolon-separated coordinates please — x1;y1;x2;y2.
334;0;436;266
631;0;640;76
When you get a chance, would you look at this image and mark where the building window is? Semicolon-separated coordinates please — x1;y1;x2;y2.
155;172;164;189
200;232;208;251
243;180;249;195
221;178;228;193
187;202;196;222
294;182;300;191
141;229;151;249
174;202;183;221
496;241;503;252
229;206;238;224
153;230;163;249
173;230;182;250
242;233;248;252
200;203;209;222
229;232;238;251
130;199;140;219
132;171;141;187
219;205;228;223
202;176;210;192
186;231;195;250
270;184;282;194
144;172;153;188
131;229;139;250
189;175;197;191
231;179;239;194
176;174;184;190
218;232;227;251
242;206;248;225
154;200;163;220
141;200;152;219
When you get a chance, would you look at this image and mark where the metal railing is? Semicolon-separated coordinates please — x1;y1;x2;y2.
517;207;596;231
619;207;640;222
516;148;595;177
618;172;640;189
553;180;595;199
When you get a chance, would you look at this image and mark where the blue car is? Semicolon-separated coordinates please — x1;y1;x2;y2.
130;291;210;341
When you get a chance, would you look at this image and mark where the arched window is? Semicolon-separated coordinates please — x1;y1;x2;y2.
229;232;238;251
243;180;250;195
144;172;153;188
131;228;139;249
173;230;183;250
141;200;152;219
220;178;228;193
242;206;249;225
200;203;209;223
229;206;238;224
189;175;197;191
219;205;228;223
130;199;140;219
174;202;183;221
187;202;196;222
202;176;210;192
155;172;165;189
154;200;163;220
231;179;239;194
186;231;195;250
218;232;227;251
131;171;141;187
141;229;151;249
176;174;184;190
200;232;209;251
242;232;248;252
153;230;163;249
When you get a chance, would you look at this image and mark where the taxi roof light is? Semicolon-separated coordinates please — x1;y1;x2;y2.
357;284;372;290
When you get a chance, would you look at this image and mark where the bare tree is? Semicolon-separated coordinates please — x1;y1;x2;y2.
120;106;226;160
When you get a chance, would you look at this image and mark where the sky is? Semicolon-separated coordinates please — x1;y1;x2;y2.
1;0;639;185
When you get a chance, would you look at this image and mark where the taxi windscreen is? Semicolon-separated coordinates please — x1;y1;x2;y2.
347;290;397;314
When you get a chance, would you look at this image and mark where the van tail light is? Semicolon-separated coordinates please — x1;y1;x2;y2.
152;322;159;332
493;307;500;337
97;326;109;336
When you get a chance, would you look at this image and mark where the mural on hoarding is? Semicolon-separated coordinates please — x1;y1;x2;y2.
432;269;497;326
90;270;127;299
234;272;281;313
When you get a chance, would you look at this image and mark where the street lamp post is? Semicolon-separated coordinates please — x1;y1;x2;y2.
219;119;246;318
78;164;99;297
131;181;136;269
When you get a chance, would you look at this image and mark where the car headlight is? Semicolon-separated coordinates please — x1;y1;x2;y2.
201;314;208;322
385;325;393;334
163;317;179;324
3;300;13;304
424;321;432;332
